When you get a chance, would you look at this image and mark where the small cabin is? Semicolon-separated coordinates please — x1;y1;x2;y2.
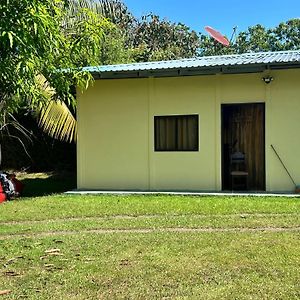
77;50;300;192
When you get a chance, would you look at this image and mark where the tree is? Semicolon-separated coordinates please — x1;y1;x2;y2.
129;14;200;62
66;0;134;65
70;0;135;32
36;0;134;143
269;19;300;51
0;0;117;147
0;0;111;110
67;2;201;63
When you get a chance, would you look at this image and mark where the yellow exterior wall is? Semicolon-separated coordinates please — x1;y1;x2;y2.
266;69;300;191
77;69;300;192
77;79;149;190
149;76;216;190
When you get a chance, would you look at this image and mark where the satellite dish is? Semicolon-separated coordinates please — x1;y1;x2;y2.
204;26;230;47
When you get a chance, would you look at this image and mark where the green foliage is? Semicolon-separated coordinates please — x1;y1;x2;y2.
34;0;132;143
130;14;200;62
99;25;132;64
0;0;113;120
70;0;135;32
0;0;125;147
68;3;201;63
67;0;134;65
270;18;300;51
235;24;273;53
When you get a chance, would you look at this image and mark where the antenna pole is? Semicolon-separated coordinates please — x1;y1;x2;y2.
230;26;238;43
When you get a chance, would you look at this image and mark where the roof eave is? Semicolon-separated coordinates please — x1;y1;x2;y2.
91;62;300;80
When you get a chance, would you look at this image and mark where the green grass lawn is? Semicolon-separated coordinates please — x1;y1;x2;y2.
0;194;299;299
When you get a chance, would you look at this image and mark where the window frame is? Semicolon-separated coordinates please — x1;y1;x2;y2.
154;114;199;152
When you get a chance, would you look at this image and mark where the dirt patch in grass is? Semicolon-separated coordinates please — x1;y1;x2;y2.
0;225;299;240
0;212;298;225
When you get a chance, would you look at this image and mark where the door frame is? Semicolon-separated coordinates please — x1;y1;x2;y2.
221;102;266;191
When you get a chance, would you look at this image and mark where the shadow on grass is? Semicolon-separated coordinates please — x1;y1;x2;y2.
20;173;76;197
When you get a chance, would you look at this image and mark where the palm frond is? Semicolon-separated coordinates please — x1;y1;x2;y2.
68;0;123;17
36;1;134;144
65;0;135;30
35;75;77;143
38;100;77;143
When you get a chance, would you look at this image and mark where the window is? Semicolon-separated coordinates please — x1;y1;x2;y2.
154;115;199;151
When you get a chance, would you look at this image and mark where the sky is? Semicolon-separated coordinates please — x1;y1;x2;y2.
123;0;300;37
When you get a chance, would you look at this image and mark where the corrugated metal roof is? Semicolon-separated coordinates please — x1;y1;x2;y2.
83;50;300;78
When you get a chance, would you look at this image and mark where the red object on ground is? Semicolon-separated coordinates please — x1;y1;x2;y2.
205;26;230;46
0;194;6;203
0;183;6;203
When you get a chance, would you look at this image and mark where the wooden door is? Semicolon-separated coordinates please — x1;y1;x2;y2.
222;103;265;191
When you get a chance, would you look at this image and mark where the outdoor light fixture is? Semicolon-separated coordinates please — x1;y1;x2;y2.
262;76;274;84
